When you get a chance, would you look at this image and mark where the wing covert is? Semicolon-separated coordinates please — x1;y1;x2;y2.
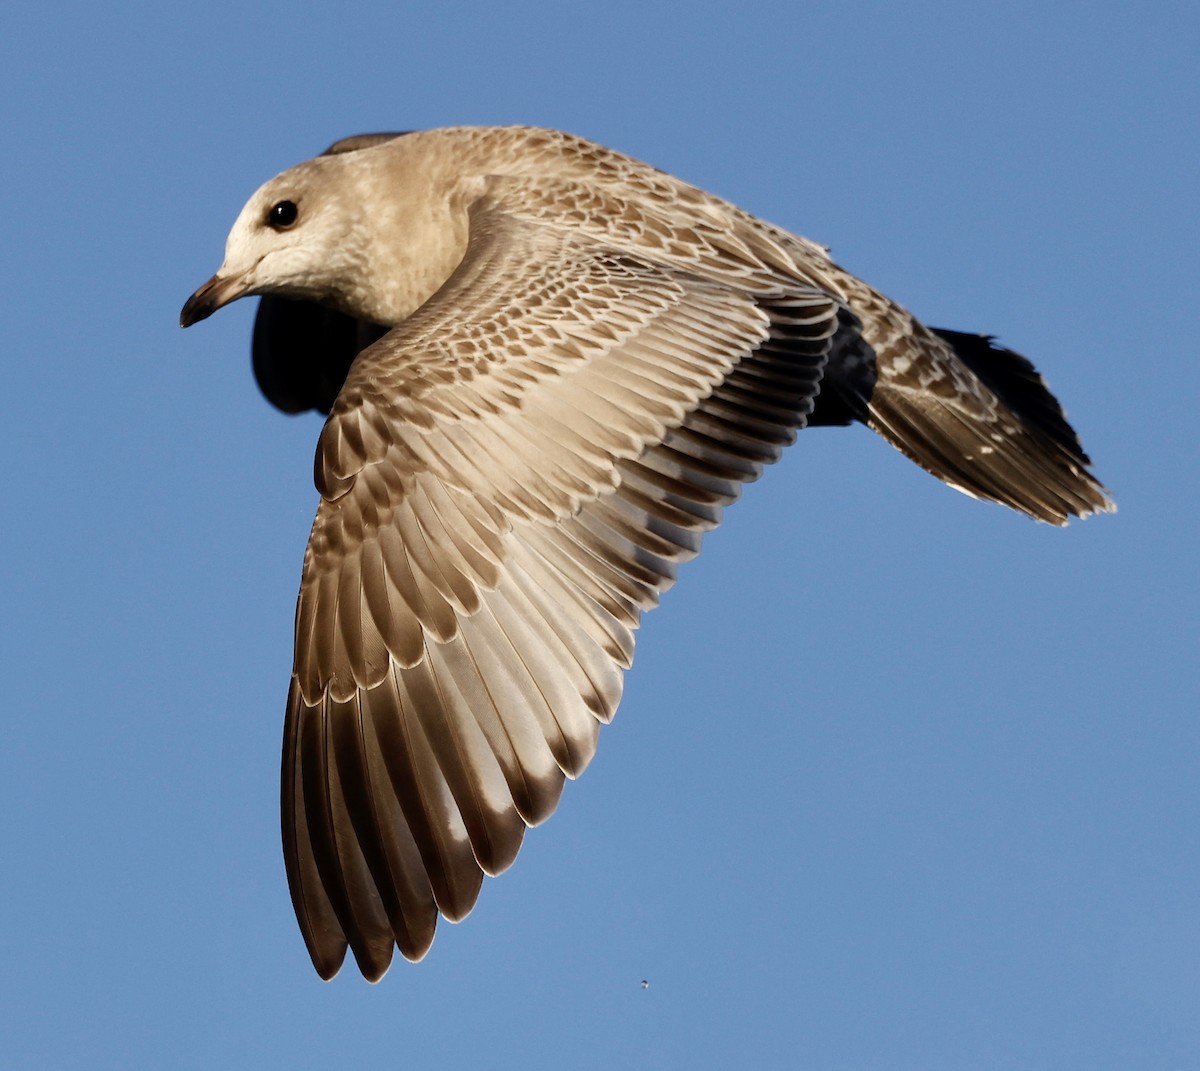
283;206;839;978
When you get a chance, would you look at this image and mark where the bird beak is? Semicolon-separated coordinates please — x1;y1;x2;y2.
180;272;250;328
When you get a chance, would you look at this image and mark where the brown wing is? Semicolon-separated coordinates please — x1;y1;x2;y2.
823;275;1113;524
282;206;840;979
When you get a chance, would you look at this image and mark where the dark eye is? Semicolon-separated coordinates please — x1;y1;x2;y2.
267;200;299;230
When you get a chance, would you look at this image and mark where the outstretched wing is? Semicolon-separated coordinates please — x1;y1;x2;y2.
818;276;1113;524
283;204;840;980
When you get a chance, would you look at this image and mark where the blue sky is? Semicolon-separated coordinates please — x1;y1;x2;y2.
3;1;1196;1067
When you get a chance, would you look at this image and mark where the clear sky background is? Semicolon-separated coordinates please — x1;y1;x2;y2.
3;2;1196;1068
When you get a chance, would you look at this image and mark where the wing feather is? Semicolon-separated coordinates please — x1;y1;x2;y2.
282;205;837;978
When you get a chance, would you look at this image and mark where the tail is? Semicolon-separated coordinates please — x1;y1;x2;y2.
812;280;1114;525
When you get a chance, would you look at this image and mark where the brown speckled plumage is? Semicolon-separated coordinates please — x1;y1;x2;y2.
182;126;1112;980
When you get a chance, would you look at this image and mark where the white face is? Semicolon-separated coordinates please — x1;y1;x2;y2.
181;156;359;326
183;136;468;330
221;170;333;292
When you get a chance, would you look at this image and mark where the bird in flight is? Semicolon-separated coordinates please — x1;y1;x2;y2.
181;126;1112;981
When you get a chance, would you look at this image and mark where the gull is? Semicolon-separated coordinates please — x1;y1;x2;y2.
181;126;1113;981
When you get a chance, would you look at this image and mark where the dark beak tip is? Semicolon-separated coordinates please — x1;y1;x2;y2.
180;280;216;329
179;295;212;329
181;273;240;329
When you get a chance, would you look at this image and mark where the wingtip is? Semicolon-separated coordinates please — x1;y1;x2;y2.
309;942;348;981
1074;489;1118;523
305;932;395;983
354;950;394;984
